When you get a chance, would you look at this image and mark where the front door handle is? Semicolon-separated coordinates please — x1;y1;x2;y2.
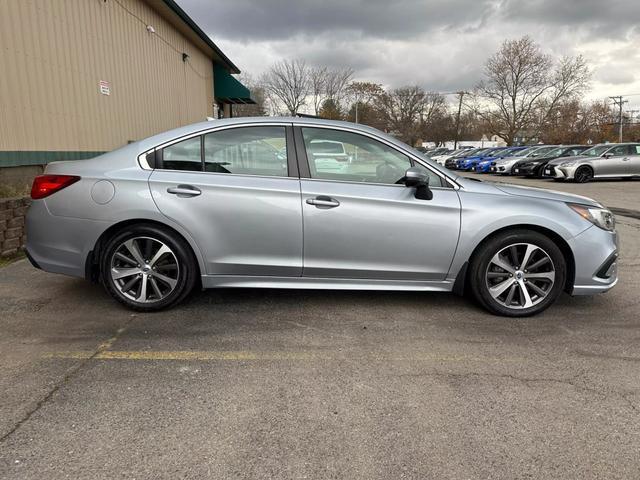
622;157;630;161
306;196;340;208
167;185;202;197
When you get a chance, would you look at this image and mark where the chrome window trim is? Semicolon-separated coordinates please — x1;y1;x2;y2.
294;123;460;190
146;169;296;182
137;120;461;190
156;122;293;151
299;177;454;191
138;122;294;177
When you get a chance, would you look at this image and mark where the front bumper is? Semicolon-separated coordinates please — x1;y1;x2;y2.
543;164;577;180
569;224;619;295
512;164;539;176
491;162;516;175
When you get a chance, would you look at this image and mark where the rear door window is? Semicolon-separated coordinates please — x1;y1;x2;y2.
204;126;288;177
161;137;202;172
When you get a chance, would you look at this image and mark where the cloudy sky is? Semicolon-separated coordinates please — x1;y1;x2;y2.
180;0;640;109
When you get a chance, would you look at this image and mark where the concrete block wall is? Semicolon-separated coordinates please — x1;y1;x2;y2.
0;196;30;257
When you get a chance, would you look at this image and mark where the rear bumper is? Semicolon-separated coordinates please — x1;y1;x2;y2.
26;200;109;279
569;225;619;295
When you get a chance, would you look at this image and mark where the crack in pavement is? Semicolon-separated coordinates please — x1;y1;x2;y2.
0;316;136;443
397;370;639;414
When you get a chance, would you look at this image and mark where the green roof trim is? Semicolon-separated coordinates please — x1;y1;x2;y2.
213;65;256;104
0;151;105;167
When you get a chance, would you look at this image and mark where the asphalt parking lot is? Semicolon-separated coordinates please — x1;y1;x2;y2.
1;177;639;479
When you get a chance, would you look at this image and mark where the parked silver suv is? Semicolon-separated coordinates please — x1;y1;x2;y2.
26;118;618;317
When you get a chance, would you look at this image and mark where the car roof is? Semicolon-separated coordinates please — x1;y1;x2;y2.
137;116;402;153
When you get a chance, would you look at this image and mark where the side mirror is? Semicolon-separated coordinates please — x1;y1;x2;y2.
603;153;613;159
403;167;433;200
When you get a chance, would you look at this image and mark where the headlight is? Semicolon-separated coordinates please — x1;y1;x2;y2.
568;203;615;231
560;160;578;167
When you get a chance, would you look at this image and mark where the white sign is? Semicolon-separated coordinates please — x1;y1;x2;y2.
99;80;110;96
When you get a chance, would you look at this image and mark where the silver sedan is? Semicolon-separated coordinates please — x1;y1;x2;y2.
26;118;618;317
544;143;640;182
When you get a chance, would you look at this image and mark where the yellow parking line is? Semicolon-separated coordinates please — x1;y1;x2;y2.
45;350;517;363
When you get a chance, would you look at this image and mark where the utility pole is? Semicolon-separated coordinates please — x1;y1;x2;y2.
453;91;467;149
609;96;628;142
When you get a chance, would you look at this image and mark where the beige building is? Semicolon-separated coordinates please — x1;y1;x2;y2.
0;0;253;176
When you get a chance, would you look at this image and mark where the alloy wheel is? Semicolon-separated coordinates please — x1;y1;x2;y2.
574;167;593;183
485;243;555;309
110;236;179;303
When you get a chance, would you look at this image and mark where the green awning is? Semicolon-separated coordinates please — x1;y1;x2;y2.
213;64;255;104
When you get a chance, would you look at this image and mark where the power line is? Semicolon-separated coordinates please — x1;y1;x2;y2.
609;96;628;142
110;0;209;79
453;91;469;149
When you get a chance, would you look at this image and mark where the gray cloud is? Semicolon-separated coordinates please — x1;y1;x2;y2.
178;0;640;102
180;0;496;41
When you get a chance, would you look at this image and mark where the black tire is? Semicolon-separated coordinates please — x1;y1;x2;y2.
573;166;593;183
100;224;198;311
468;230;566;317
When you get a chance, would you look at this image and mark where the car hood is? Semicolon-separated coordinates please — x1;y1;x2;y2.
457;178;601;207
493;183;601;207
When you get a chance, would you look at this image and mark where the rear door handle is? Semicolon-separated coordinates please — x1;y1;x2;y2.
167;185;201;197
306;196;340;208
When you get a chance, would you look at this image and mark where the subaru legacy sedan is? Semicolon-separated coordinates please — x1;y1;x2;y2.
26;118;618;317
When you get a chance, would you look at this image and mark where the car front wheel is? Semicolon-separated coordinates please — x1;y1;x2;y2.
469;230;566;317
573;166;594;183
101;224;198;311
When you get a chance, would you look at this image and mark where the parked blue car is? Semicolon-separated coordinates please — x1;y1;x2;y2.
457;147;510;171
474;147;528;173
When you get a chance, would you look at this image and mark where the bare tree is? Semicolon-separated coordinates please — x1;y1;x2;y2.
474;36;590;145
310;66;354;116
376;86;447;145
262;59;311;115
309;66;328;115
325;67;354;104
344;82;386;128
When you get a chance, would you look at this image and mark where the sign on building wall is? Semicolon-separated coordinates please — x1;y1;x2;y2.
99;80;111;96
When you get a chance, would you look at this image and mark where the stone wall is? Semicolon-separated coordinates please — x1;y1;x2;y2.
0;196;30;257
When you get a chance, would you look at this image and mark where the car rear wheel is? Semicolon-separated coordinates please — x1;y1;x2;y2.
101;224;198;311
574;166;593;183
469;230;566;317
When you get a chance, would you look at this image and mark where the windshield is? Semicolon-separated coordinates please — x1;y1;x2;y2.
489;148;510;156
460;148;480;157
515;147;536;157
468;149;487;156
582;145;612;157
501;148;525;158
529;146;557;157
536;147;564;158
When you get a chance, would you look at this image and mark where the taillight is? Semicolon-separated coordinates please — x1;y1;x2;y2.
31;175;81;199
